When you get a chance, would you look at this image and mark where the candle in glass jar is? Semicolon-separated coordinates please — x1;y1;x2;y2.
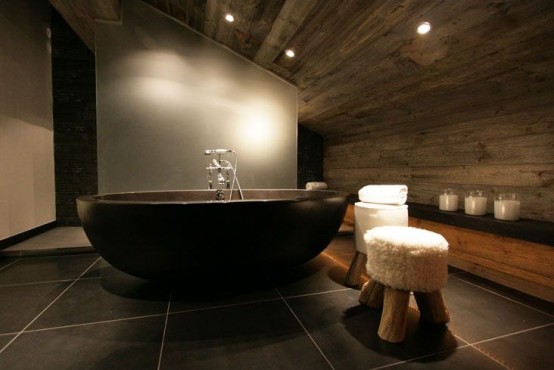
494;193;520;221
465;190;487;216
439;189;458;211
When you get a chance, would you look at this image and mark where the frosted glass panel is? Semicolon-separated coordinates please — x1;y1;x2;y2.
96;0;298;193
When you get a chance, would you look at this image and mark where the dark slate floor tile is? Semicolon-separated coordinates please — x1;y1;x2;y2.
387;346;507;369
29;274;170;330
275;254;353;297
0;316;166;370
285;289;459;370
0;334;16;349
475;324;554;370
81;257;128;279
442;276;553;343
0;254;99;285
169;282;280;313
0;282;69;334
324;234;356;256
160;300;331;370
454;272;554;316
0;258;18;270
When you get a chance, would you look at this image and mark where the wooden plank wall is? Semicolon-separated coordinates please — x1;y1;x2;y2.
324;66;554;222
315;2;554;223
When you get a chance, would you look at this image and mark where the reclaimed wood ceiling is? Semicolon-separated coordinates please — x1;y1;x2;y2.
48;0;554;139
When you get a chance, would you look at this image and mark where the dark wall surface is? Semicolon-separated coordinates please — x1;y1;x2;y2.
51;6;97;226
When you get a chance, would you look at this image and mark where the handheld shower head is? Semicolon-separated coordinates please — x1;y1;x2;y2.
204;149;233;155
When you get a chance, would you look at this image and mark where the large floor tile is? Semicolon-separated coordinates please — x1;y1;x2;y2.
442;276;553;343
160;300;331;369
0;334;16;350
275;254;353;297
386;346;507;369
169;282;280;313
0;316;165;370
454;272;554;316
0;282;69;334
0;258;18;270
475;323;554;370
29;274;170;330
285;289;459;370
81;257;128;279
0;254;99;285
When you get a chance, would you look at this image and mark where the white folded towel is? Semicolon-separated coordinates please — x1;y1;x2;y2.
358;184;408;205
306;182;328;190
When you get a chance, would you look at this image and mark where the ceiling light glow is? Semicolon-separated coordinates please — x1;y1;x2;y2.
225;14;234;23
417;21;431;34
285;49;295;58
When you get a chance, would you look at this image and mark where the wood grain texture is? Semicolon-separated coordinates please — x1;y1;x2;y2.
409;217;554;302
378;286;410;343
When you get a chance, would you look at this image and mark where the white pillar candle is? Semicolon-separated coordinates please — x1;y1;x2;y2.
439;190;458;211
465;190;487;215
494;193;520;221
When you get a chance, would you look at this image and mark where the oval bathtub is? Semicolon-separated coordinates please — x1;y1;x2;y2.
76;189;348;280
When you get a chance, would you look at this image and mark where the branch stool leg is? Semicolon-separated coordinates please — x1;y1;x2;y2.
378;286;410;343
359;278;384;308
414;290;450;324
345;252;367;287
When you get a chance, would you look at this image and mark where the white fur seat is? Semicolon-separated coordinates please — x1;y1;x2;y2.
359;225;450;343
365;226;448;292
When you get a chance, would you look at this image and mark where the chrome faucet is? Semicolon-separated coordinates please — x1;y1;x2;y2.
204;149;244;201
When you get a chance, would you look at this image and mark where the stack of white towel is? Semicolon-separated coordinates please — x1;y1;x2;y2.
306;182;328;190
358;184;407;205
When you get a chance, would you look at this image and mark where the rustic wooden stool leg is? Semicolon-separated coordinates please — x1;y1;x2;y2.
358;277;384;308
414;290;450;324
378;286;410;343
345;252;367;287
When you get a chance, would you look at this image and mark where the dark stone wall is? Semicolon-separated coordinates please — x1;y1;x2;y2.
297;125;324;189
51;7;97;226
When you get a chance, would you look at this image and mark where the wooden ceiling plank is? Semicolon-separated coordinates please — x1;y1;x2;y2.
203;0;218;38
254;0;318;65
296;0;497;118
289;0;439;88
92;0;120;20
299;7;554;128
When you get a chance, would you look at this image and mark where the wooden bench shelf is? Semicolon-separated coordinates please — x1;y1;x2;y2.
344;201;554;302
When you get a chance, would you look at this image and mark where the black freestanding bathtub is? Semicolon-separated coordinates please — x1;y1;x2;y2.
76;189;348;280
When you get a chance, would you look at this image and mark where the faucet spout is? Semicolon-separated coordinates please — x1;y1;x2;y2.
204;149;243;200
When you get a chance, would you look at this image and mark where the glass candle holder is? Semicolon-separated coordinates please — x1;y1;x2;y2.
465;190;487;216
494;193;520;221
439;188;458;211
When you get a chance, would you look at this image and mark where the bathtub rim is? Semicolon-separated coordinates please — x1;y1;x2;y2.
76;189;349;205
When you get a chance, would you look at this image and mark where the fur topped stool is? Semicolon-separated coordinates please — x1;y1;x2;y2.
358;225;450;343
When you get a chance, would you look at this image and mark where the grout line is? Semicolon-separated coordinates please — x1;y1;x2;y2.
0;256;101;354
18;312;168;334
157;288;173;370
0;259;20;272
0;278;75;288
453;275;554;318
466;343;512;370
167;296;283;316
165;288;353;321
451;323;554;370
280;287;353;300
277;289;336;370
467;322;554;347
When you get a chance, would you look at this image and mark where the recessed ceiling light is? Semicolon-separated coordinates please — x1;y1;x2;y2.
285;49;295;58
417;21;431;34
225;14;234;23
